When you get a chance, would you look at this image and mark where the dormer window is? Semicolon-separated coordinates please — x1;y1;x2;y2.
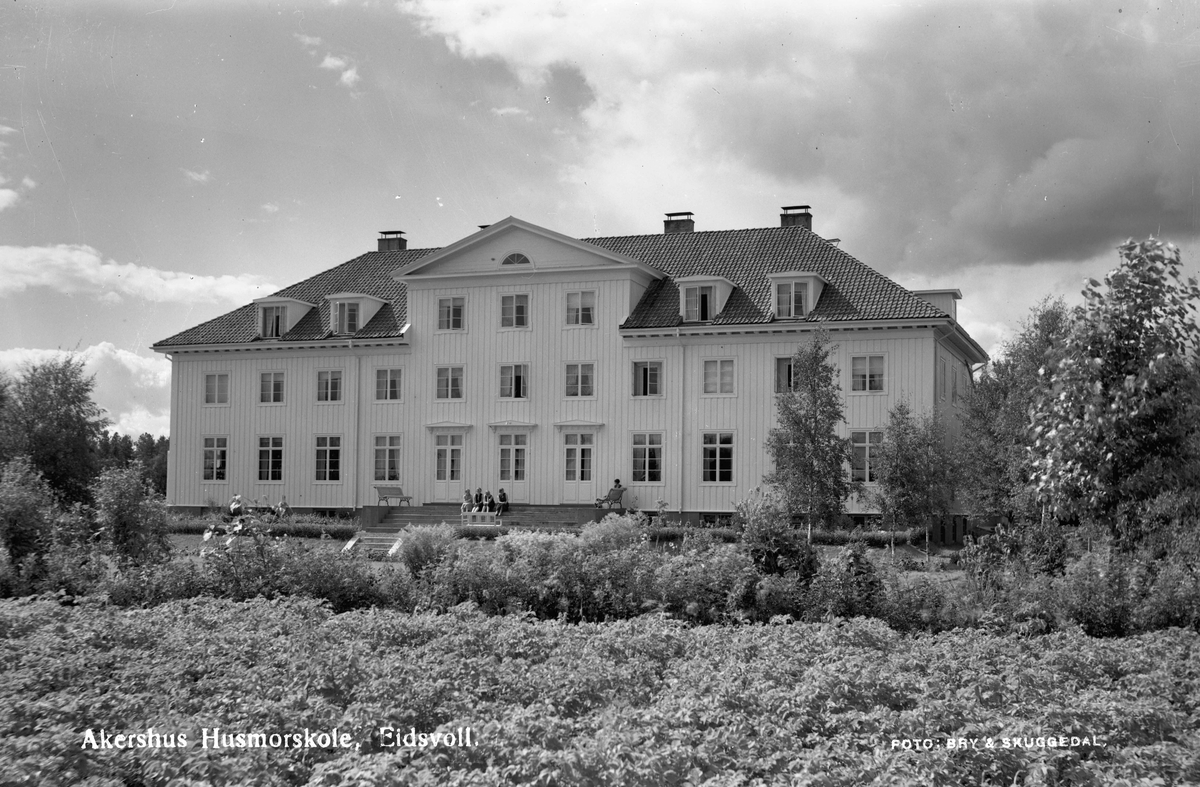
333;302;359;334
502;252;531;266
775;282;808;319
261;305;285;339
684;285;714;322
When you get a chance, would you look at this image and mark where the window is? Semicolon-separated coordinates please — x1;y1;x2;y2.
333;302;359;334
204;373;229;405
315;436;341;482
435;434;462;481
501;294;529;328
703;359;735;394
851;355;885;392
633;361;662;396
775;282;808;319
376;369;402;401
202;437;227;481
374;435;401;481
852;431;883;482
437;297;465;330
261;306;285;339
502;252;530;266
632;433;663;483
500;364;529;399
940;358;948;401
499;434;527;481
564;433;593;481
258;436;283;481
260;372;284;404
952;366;959;404
565;363;594;397
702;432;734;483
566;291;595;325
684;285;714;321
436;366;464;399
317;370;343;402
775;358;795;393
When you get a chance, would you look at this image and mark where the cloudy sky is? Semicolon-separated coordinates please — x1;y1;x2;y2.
1;0;1197;437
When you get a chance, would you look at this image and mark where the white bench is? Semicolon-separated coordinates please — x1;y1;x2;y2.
461;511;501;527
374;486;412;506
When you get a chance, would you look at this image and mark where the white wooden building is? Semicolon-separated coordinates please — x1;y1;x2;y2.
153;207;987;527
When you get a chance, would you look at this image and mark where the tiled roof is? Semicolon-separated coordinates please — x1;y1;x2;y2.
580;226;945;328
153;226;946;349
153;249;433;348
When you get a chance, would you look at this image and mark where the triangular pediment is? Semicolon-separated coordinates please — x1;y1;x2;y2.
392;217;661;280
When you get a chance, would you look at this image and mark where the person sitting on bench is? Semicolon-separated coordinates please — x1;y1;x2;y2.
473;487;484;512
461;489;473;513
484;490;496;512
596;480;625;508
496;488;509;516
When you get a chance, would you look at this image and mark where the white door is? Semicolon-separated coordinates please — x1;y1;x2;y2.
562;432;596;504
433;433;463;502
498;433;529;502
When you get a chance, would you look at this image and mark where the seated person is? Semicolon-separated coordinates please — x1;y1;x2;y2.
473;487;484;512
227;494;245;519
483;490;496;512
496;488;509;516
596;480;624;508
273;496;292;520
461;489;473;513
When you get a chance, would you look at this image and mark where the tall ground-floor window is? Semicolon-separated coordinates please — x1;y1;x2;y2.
203;436;227;481
701;432;733;483
851;431;882;482
564;433;593;481
436;434;463;481
258;436;283;481
315;436;341;481
374;435;401;481
632;433;662;483
499;434;527;481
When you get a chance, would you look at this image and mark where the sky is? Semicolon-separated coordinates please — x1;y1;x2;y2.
1;0;1198;438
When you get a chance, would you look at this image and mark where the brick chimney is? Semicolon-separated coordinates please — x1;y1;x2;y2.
780;205;812;230
378;230;407;252
664;212;695;234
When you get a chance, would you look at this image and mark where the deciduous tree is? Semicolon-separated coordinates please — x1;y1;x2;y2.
870;401;955;540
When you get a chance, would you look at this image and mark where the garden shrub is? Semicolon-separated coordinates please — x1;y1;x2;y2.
1056;549;1134;637
579;512;647;551
0;456;53;566
394;523;458;578
650;543;758;622
736;488;819;578
751;572;806;621
91;462;169;564
806;541;884;620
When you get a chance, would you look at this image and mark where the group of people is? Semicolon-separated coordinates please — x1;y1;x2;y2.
462;487;508;515
226;494;292;521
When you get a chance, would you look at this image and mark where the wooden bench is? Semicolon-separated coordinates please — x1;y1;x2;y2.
374;486;412;507
595;487;625;509
461;511;501;527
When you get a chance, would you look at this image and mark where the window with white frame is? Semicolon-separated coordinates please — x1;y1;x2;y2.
435;433;463;481
261;305;285;338
702;432;734;483
564;433;593;481
500;364;529;399
260;372;284;404
940;358;948;401
565;363;594;397
499;434;527;481
437;297;465;330
851;431;882;482
375;368;402;401
436;366;464;399
851;355;884;392
502;252;530;266
952;365;959;404
204;373;229;405
774;357;795;393
774;281;808;319
333;302;359;334
258;436;283;481
202;437;227;481
317;370;343;402
374;435;402;481
501;294;529;328
684;285;714;321
633;361;662;396
315;436;341;481
632;433;663;483
703;359;735;394
566;291;595;325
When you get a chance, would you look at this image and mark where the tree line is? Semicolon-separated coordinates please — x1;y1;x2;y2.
767;237;1200;552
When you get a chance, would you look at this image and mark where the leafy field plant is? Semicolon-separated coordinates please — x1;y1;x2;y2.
1;597;1197;786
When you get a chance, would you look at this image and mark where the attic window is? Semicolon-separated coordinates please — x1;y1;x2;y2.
333;302;359;334
261;305;285;339
775;282;808;319
684;285;714;321
502;253;531;266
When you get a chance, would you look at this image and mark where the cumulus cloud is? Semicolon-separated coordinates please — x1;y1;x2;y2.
339;67;360;88
0;189;17;211
400;0;1200;274
21;176;35;189
0;245;280;304
320;54;348;71
314;52;361;90
261;202;280;213
294;33;323;48
491;106;528;117
0;343;172;437
181;168;211;184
